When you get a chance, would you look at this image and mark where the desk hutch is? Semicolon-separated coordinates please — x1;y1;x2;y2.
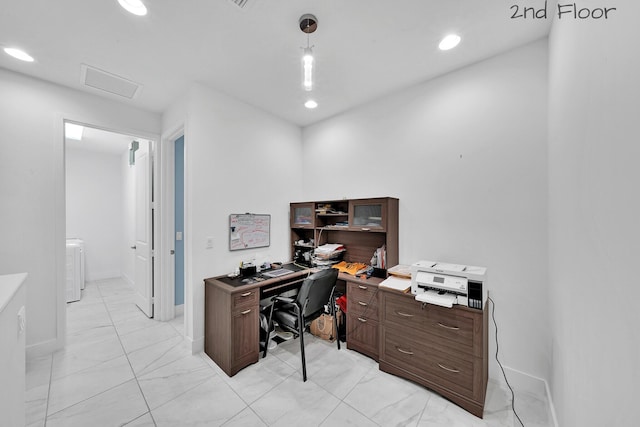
290;197;398;361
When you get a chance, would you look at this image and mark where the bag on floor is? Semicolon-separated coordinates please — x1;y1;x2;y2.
310;313;336;341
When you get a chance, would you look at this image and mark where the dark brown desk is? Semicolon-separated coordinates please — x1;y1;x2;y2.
204;267;488;418
204;265;312;376
204;264;385;377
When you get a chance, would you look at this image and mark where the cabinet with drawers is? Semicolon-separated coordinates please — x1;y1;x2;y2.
344;276;382;361
378;287;488;418
204;268;309;377
204;281;260;377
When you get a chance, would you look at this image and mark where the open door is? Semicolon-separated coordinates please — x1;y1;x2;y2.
132;140;154;317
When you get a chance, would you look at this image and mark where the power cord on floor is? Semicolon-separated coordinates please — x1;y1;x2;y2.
488;296;525;427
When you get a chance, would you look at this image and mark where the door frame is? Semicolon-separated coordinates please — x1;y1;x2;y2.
54;114;161;351
158;125;198;352
156;125;186;323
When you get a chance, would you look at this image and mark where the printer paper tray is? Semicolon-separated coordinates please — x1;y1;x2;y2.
415;290;457;308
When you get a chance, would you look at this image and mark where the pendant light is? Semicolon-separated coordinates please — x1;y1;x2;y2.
299;14;318;92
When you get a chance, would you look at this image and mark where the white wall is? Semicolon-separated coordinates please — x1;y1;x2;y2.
303;40;550;384
177;84;302;350
0;68;161;352
66;147;123;281
548;5;640;426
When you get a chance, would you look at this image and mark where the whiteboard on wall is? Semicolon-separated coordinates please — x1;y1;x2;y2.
229;213;271;251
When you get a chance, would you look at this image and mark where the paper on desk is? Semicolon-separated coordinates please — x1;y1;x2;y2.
433;262;466;273
379;276;411;293
387;264;411;278
315;243;345;253
415;290;457;308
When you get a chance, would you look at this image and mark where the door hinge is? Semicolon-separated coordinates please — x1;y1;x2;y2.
151;250;155;257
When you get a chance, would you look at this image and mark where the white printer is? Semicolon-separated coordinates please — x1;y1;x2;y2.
410;261;487;309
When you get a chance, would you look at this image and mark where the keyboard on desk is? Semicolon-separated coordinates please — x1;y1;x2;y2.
262;268;295;278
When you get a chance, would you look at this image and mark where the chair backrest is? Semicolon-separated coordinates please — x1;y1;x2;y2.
296;268;338;318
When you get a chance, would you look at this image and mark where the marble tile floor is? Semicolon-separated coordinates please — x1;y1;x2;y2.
25;277;552;427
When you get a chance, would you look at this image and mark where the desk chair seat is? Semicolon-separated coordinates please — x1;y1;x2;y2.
266;268;340;382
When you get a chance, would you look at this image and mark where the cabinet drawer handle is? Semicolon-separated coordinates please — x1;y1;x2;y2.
396;311;414;318
361;228;370;231
240;292;252;297
357;317;367;323
358;301;368;306
437;322;459;331
437;363;460;373
396;347;414;355
358;285;368;290
240;309;252;315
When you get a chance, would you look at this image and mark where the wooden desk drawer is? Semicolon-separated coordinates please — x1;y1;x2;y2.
231;305;259;373
347;314;378;361
381;325;481;400
347;282;379;320
232;289;259;309
382;291;478;356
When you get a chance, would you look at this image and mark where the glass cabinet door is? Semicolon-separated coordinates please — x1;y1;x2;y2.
350;199;387;231
291;203;314;228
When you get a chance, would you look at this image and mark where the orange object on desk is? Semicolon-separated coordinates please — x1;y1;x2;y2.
332;261;367;275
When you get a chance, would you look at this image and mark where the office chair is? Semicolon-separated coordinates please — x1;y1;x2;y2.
265;268;340;382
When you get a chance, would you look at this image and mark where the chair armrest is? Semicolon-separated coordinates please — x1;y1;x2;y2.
272;296;295;304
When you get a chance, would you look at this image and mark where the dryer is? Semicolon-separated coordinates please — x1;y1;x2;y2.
65;238;85;302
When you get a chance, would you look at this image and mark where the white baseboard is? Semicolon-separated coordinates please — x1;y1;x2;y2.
493;366;559;427
175;304;184;316
121;273;134;286
26;337;60;359
544;378;560;427
86;271;121;282
188;335;204;355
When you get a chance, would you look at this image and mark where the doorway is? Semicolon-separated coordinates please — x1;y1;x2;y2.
64;122;155;318
174;135;185;314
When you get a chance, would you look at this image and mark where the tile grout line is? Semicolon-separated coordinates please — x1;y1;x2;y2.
44;281;105;425
101;279;159;426
44;281;149;424
41;352;54;427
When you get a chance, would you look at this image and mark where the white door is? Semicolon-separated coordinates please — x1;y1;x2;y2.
133;140;153;317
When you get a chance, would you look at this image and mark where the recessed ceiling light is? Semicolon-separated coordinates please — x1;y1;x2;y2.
305;100;318;109
439;34;461;51
117;0;147;16
3;47;34;62
65;123;84;141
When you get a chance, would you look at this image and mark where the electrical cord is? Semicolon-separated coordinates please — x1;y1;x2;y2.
489;296;525;427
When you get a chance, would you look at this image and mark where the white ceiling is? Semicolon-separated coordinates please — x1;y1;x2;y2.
0;0;552;127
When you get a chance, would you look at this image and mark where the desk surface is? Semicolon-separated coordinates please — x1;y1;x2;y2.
204;264;385;294
205;263;312;294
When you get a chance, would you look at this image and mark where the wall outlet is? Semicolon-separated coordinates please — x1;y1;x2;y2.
206;237;214;249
